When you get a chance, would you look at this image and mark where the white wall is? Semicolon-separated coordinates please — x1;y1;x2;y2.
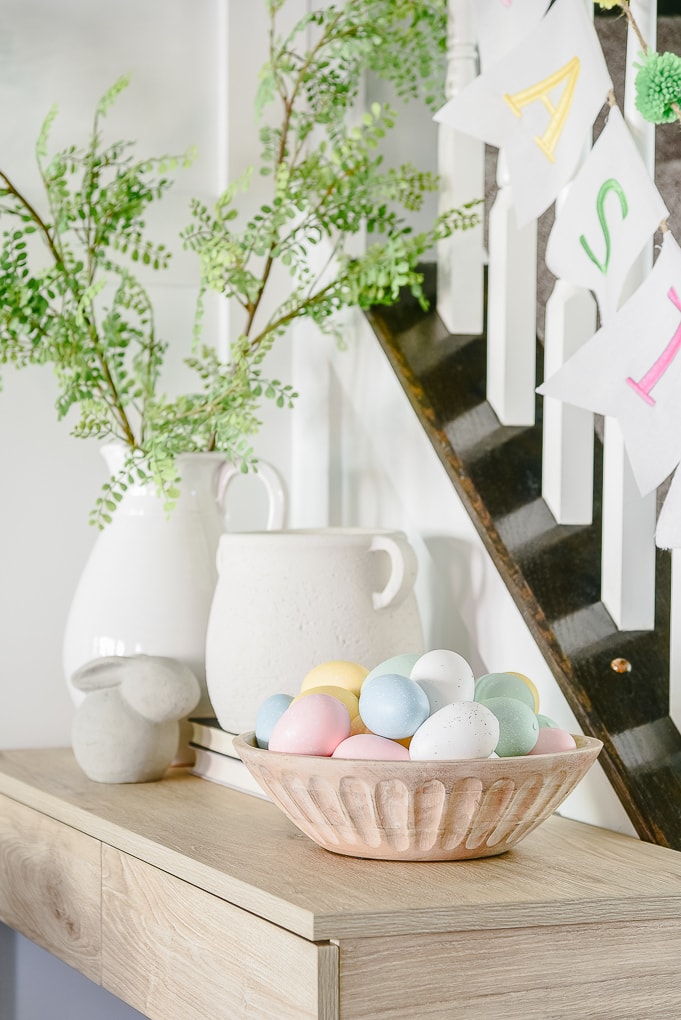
0;2;290;1017
0;3;636;1018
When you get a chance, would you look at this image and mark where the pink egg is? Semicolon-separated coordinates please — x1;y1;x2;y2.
527;727;577;755
268;693;351;756
331;733;410;760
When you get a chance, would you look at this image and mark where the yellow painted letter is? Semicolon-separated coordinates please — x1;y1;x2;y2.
504;57;581;163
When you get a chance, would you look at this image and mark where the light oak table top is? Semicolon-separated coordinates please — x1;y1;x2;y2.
1;747;681;944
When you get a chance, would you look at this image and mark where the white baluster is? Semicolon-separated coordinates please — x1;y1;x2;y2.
542;279;597;524
437;0;485;337
671;549;681;730
486;151;538;425
541;0;597;525
601;0;657;630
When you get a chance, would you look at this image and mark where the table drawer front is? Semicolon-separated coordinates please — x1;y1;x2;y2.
0;793;101;981
102;846;338;1020
337;920;681;1020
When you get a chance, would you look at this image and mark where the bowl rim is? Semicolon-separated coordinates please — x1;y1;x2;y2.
234;730;603;765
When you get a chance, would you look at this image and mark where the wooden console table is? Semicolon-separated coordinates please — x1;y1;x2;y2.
2;748;681;1019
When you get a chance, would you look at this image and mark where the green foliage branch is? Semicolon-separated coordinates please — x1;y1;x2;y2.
0;0;480;527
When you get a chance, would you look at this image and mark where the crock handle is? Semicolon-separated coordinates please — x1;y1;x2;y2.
370;533;418;610
216;459;286;531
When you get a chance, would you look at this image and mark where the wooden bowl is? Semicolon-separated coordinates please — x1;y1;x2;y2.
233;732;603;861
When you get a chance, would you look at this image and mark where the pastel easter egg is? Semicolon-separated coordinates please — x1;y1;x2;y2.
332;733;410;760
507;671;541;712
268;693;350;756
475;672;537;712
363;653;422;686
528;727;577;755
293;684;360;719
255;693;294;749
479;697;539;757
359;673;430;739
300;660;368;696
409;702;500;761
410;649;475;712
536;713;559;729
350;712;411;748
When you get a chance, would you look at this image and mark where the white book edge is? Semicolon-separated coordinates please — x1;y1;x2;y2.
189;718;240;758
190;746;270;801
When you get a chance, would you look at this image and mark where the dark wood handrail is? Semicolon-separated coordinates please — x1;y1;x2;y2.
368;266;681;850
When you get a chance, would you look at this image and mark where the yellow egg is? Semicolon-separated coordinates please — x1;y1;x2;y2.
351;712;411;747
300;660;368;697
507;671;541;713
294;685;360;719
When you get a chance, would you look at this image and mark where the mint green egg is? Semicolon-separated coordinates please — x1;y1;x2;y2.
364;653;421;686
474;672;536;711
536;713;559;729
478;697;539;756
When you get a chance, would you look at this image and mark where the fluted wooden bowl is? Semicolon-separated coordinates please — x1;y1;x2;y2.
233;732;603;861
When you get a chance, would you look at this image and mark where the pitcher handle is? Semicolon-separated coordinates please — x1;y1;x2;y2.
370;533;418;610
216;459;286;531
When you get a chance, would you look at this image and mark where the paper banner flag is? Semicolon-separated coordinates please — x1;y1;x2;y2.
473;0;550;72
539;231;681;496
546;106;668;321
434;0;612;224
656;468;681;549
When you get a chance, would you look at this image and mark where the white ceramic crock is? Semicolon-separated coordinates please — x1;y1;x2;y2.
205;527;425;733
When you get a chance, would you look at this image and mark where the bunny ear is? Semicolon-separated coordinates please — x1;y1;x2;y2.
70;656;131;693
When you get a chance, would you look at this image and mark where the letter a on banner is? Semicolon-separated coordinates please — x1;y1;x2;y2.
504;57;581;163
434;0;612;224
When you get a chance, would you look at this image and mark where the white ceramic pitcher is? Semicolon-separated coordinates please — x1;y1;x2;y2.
205;527;425;734
63;443;286;720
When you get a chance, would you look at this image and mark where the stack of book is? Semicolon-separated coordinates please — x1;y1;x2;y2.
188;717;269;800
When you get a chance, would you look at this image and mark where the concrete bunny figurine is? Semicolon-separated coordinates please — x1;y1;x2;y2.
71;654;201;783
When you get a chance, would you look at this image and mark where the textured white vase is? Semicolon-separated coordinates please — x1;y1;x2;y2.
205;527;425;734
63;444;286;718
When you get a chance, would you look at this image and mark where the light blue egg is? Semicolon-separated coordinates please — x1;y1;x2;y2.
478;697;539;756
359;673;430;739
363;653;421;687
255;693;294;748
536;713;559;729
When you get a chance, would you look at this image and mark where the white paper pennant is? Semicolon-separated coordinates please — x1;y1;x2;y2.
539;232;681;496
546;106;668;321
473;0;550;72
434;0;612;224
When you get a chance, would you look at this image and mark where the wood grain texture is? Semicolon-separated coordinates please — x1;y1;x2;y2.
366;266;681;849
0;793;100;981
2;750;681;945
101;846;338;1020
336;919;681;1020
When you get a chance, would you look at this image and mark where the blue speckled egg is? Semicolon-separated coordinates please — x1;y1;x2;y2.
478;696;539;756
255;693;294;748
359;673;430;739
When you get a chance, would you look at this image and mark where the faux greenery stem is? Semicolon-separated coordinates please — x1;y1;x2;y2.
1;1;481;526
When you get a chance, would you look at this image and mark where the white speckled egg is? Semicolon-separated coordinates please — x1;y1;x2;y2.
410;649;475;712
409;701;500;760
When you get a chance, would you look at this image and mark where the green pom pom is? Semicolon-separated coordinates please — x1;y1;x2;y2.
635;50;681;124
